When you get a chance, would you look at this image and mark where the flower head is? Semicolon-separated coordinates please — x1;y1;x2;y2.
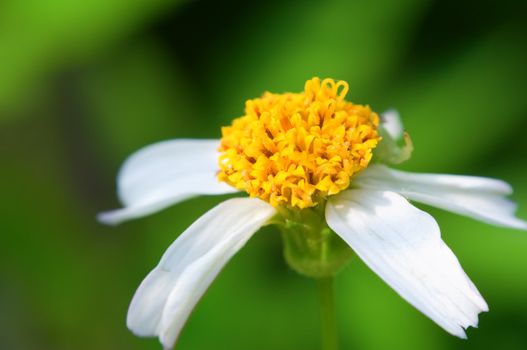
99;78;527;349
218;77;380;208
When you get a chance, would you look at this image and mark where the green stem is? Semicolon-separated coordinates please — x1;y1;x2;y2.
316;277;338;350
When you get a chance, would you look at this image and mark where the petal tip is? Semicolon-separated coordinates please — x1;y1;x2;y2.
517;220;527;231
96;210;123;226
381;109;403;140
481;301;490;313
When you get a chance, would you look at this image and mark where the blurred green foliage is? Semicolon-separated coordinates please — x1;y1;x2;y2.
1;0;526;349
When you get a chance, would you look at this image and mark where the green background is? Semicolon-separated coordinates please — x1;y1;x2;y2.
1;0;527;349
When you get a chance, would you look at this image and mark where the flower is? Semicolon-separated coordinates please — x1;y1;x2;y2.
99;78;527;349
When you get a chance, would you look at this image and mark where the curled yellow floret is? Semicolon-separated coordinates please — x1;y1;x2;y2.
218;77;380;208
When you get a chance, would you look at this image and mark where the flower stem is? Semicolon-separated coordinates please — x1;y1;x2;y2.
316;277;338;350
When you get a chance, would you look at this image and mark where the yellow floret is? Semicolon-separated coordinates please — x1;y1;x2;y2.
218;77;380;208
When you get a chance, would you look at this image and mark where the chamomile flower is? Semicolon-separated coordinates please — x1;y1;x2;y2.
99;78;527;349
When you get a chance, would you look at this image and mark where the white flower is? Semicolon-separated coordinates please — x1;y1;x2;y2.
99;83;527;349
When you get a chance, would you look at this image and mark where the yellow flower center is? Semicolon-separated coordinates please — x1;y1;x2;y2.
218;77;380;209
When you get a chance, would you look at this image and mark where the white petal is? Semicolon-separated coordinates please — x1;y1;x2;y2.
126;197;276;349
354;165;527;229
326;189;488;338
381;109;404;140
98;139;238;225
375;110;413;165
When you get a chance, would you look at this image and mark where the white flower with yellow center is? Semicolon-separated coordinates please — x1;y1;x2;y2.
99;78;527;350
